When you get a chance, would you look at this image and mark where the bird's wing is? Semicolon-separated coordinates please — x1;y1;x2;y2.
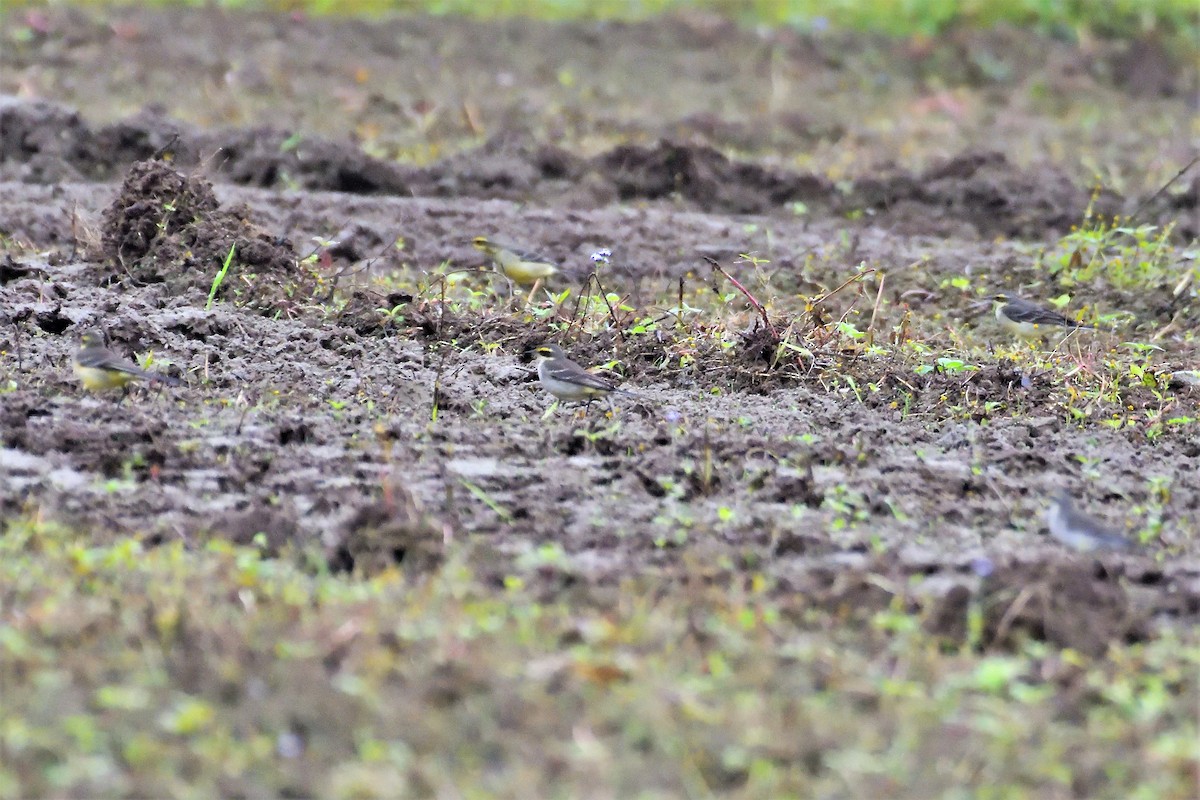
546;361;617;391
1099;531;1137;551
494;242;557;265
76;348;151;376
1063;500;1137;550
77;348;180;384
1004;299;1075;326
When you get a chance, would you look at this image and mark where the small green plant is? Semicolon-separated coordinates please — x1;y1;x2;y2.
515;541;569;571
206;244;236;310
1053;212;1182;292
377;303;407;324
915;357;978;376
459;479;512;522
823;484;868;531
575;420;622;443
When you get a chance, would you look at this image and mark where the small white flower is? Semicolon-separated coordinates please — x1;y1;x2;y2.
276;731;305;759
590;249;612;264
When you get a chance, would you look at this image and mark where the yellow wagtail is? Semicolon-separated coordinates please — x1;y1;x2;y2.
1045;491;1137;553
992;293;1094;340
73;329;181;392
533;344;639;405
473;237;559;302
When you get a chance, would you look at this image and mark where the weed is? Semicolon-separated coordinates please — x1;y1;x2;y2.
205;244;236;310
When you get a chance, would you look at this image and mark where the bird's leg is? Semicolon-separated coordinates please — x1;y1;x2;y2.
493;270;517;309
525;278;543;307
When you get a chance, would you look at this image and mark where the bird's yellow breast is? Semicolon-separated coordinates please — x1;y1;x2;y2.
74;363;136;391
482;245;558;286
498;259;558;285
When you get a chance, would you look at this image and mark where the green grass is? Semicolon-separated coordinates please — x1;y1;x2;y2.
7;0;1199;39
1;516;1197;798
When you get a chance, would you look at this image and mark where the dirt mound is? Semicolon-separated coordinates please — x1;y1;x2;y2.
1;98;1187;240
854;151;1124;238
0;96;97;183
597;140;831;213
920;558;1151;656
208;126;412;194
329;493;448;578
100;159;304;311
101;159;222;269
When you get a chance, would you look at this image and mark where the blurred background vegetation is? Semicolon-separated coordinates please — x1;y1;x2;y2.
6;0;1198;39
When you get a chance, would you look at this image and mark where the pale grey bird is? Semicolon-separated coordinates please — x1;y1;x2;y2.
1045;491;1137;553
993;293;1094;339
532;344;639;405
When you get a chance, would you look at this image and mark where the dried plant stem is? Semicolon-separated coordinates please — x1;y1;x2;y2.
704;256;777;339
812;267;876;312
867;272;886;345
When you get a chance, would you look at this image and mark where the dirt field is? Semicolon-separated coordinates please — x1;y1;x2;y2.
1;7;1198;798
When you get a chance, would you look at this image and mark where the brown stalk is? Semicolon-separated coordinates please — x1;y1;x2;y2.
811;267;877;312
591;272;623;333
677;276;687;332
567;273;595;333
867;272;886;345
1127;154;1199;226
703;256;777;339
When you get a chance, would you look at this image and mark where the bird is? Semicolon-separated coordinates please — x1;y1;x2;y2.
992;293;1094;339
532;344;638;405
73;328;181;392
472;237;559;303
1169;370;1200;391
1045;491;1137;553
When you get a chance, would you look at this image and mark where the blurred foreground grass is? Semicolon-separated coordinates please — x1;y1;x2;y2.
7;0;1199;38
2;516;1196;798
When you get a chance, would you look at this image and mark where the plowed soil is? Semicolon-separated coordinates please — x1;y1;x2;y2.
2;2;1199;713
